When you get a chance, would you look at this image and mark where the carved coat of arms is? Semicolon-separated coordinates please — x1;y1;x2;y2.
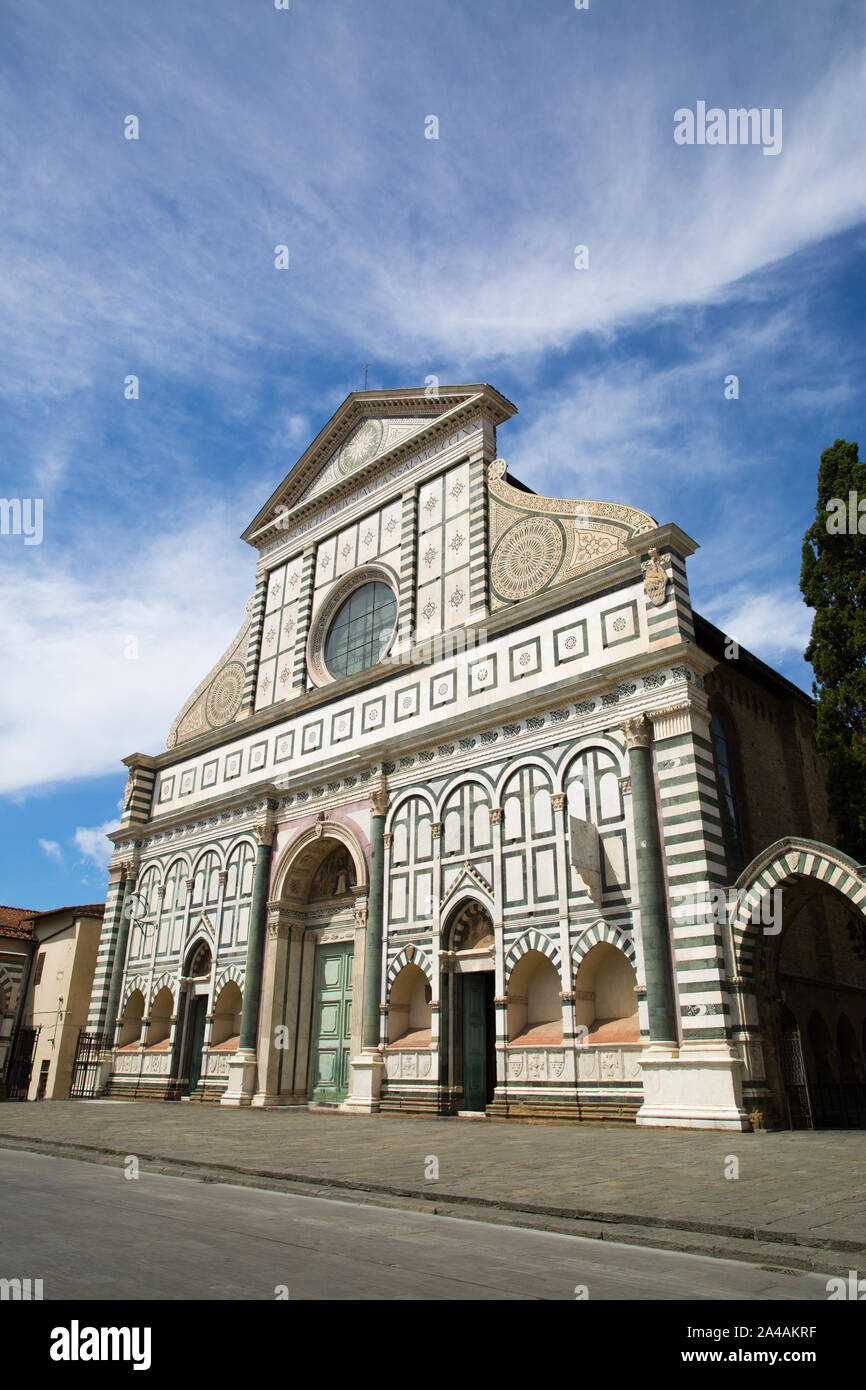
643;548;668;607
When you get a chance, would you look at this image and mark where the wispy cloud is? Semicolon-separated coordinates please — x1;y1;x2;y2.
74;821;120;872
0;499;252;795
38;838;63;864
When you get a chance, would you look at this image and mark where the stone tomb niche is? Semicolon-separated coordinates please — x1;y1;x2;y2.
387;963;432;1046
507;950;563;1045
118;990;145;1049
210;980;243;1051
145;987;174;1049
574;942;639;1043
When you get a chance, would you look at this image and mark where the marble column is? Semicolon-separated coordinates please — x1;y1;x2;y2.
623;716;677;1043
221;817;275;1106
346;780;388;1110
103;862;138;1047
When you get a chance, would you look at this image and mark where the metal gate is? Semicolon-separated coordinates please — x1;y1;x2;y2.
70;1030;109;1099
4;1027;40;1101
779;1028;813;1129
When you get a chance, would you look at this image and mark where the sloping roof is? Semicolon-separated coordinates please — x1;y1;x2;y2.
0;903;105;942
0;905;38;940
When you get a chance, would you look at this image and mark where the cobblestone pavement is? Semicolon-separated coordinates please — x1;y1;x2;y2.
0;1102;863;1257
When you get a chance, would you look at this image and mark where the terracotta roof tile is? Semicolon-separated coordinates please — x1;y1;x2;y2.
0;905;38;939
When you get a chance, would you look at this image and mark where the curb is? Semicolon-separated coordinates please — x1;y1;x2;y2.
1;1134;860;1277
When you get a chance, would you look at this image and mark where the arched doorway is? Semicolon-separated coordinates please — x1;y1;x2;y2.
173;938;212;1096
730;837;866;1128
443;901;496;1114
261;825;367;1108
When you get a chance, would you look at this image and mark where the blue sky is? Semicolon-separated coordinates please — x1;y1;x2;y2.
1;0;864;909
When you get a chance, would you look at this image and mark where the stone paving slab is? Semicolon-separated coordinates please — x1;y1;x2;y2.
0;1102;864;1267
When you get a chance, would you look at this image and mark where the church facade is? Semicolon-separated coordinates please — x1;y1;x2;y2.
88;384;866;1130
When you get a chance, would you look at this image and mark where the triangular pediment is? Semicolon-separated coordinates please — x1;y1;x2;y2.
295;416;430;506
242;384;517;550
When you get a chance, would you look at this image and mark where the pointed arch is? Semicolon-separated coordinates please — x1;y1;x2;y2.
387;946;433;989
505;928;560;978
215;963;245;995
571;921;636;970
148;972;176;1008
121;975;149;1010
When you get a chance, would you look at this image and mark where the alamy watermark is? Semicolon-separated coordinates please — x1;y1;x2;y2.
825;491;866;534
674;103;782;156
671;886;782;935
0;497;43;545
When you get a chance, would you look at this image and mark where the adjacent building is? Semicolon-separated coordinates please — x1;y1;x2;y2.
1;905;104;1100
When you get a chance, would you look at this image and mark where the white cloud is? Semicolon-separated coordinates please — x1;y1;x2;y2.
700;585;814;668
74;822;121;872
0;498;252;795
38;838;63;864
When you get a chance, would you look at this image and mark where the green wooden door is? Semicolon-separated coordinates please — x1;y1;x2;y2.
462;973;489;1111
186;996;207;1094
310;944;354;1103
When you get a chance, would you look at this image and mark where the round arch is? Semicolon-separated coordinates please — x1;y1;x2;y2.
271;819;369;901
386;787;436;831
557;737;627;793
435;770;496;818
730;837;866;974
494;754;556;803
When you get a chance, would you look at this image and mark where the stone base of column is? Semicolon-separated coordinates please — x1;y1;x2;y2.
93;1054;116;1097
250;1091;307;1108
635;1041;751;1131
220;1049;257;1107
344;1050;385;1113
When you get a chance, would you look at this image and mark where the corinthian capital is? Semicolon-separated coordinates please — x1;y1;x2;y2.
622;715;652;750
253;817;275;847
370;780;389;817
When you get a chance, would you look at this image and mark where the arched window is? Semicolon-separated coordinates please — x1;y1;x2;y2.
500;765;557;906
222;841;255;946
563;747;629;901
387;798;434;927
130;866;160;962
158;859;189;957
711;714;745;878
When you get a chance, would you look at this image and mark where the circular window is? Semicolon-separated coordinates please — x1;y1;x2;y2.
323;581;397;679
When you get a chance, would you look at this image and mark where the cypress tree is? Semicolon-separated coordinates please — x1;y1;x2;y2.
800;439;866;861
